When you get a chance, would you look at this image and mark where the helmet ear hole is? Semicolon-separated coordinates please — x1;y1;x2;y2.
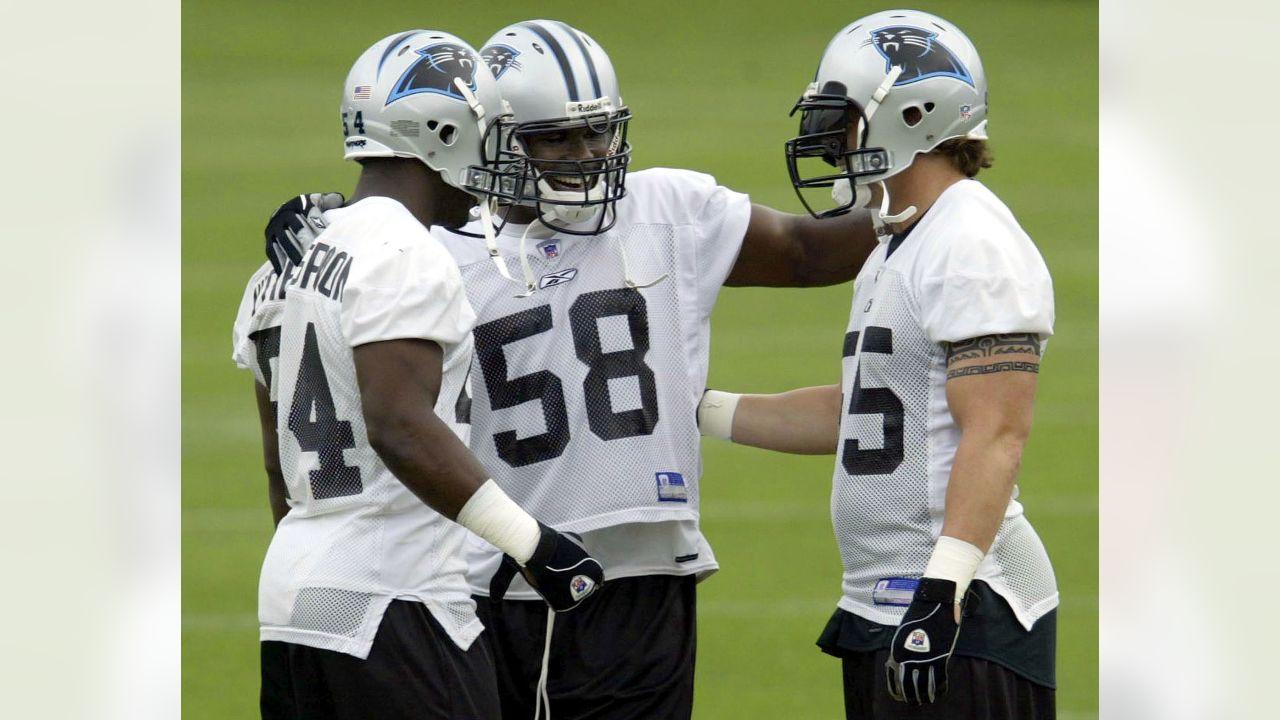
902;106;924;127
438;124;458;146
924;102;935;113
426;120;439;131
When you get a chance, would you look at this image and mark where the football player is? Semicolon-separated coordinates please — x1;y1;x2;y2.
262;19;878;720
698;9;1059;719
235;29;603;720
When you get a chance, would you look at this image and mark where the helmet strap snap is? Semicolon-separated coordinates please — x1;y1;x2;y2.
877;180;917;227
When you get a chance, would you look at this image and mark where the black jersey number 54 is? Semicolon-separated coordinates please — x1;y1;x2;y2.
287;322;363;499
473;287;660;467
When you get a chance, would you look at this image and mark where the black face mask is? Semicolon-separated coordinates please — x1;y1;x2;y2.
795;82;858;167
464;110;633;237
784;81;891;219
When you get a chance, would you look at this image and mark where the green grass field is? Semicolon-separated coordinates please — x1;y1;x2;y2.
183;1;1097;716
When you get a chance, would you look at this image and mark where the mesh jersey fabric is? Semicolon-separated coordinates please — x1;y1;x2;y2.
832;179;1058;631
434;167;751;594
263;196;481;659
232;260;293;393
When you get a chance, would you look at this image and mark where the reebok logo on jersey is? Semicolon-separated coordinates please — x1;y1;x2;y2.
905;629;931;653
570;574;596;600
539;268;578;289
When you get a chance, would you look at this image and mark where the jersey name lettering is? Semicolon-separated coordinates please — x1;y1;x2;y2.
292;241;353;301
251;260;298;315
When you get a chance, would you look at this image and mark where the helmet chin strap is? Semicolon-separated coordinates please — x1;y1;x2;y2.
877;180;917;227
536;178;605;226
477;199;537;297
833;179;908;240
832;178;876;211
456;78;537;297
853;65;902;156
839;66;917;234
512;220;542;297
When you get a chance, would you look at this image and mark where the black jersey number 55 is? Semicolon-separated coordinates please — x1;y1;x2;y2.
841;326;905;475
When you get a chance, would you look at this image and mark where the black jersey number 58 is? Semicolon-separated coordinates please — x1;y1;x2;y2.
841;326;904;475
473;287;660;467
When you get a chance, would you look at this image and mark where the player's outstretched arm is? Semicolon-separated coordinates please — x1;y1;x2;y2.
724;205;877;288
698;385;841;454
253;380;290;527
354;338;603;611
885;333;1041;705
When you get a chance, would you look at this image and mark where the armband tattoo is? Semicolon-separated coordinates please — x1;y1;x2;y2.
945;334;1041;380
947;361;1039;379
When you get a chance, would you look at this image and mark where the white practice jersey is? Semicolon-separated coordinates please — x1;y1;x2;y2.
263;196;480;658
232;260;292;392
231;259;301;512
436;168;751;597
833;179;1058;631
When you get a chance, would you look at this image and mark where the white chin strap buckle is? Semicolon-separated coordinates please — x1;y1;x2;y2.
832;178;876;211
877;180;917;227
836;179;914;239
536;177;605;226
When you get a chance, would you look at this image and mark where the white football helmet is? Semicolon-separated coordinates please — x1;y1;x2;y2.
341;30;506;194
785;10;988;219
465;20;631;235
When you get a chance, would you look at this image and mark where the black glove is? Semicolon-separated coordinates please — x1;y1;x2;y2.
885;578;964;705
263;192;345;273
489;522;604;612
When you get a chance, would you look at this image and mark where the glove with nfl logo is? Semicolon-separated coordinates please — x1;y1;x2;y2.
490;522;604;612
263;192;345;274
885;577;964;705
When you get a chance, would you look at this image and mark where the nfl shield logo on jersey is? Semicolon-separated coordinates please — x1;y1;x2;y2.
655;472;688;502
539;241;560;259
905;629;931;653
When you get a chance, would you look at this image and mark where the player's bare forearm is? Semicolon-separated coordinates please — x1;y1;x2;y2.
733;385;842;454
939;425;1027;551
725;205;876;287
367;408;489;520
939;334;1040;550
354;339;489;519
254;381;289;526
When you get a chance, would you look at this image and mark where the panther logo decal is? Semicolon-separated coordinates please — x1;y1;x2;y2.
866;26;973;87
481;43;522;80
385;43;478;105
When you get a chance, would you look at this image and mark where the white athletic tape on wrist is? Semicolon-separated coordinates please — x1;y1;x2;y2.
455;479;540;565
698;390;741;441
923;535;985;599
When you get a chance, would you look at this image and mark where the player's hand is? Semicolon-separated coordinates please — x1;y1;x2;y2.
885;578;964;705
264;192;345;273
489;522;604;612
